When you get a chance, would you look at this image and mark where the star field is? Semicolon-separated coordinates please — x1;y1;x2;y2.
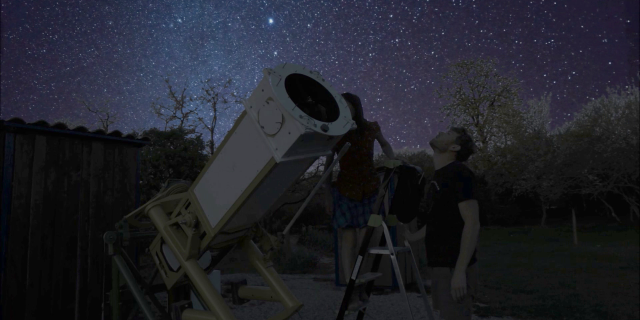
1;0;638;153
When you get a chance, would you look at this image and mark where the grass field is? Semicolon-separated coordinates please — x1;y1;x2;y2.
473;223;639;320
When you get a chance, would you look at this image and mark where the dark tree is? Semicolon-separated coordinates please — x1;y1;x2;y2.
81;99;120;132
139;126;208;203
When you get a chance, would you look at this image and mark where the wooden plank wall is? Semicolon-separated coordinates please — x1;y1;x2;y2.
24;134;49;319
0;131;12;318
4;133;35;319
75;138;93;319
0;131;141;319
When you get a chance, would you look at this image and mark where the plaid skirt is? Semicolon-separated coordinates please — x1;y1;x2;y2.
331;178;395;229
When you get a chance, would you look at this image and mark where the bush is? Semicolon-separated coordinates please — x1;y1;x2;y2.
374;149;434;174
139;127;208;203
261;210;295;235
292;201;332;228
261;194;332;235
273;246;320;274
485;203;523;226
297;226;334;253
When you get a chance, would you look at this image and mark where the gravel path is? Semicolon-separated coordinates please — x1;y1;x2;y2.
135;253;518;319
217;273;518;320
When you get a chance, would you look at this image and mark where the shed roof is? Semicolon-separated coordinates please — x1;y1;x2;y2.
0;117;151;147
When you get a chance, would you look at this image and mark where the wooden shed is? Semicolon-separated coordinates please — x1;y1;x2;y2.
0;117;150;319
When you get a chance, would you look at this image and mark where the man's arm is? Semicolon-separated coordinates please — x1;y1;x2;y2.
454;199;481;273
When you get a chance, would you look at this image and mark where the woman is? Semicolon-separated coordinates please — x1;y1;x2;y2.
324;92;396;310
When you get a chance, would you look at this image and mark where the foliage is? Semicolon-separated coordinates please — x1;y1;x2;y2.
264;149;436;234
138;126;208;203
433;57;639;225
195;78;245;155
433;57;529;218
481;84;639;224
375;149;435;174
297;226;334;253
488;93;567;212
150;76;244;155
435;57;524;158
259;158;330;234
554;83;640;221
150;78;200;133
80;99;120;132
137;75;244;210
272;246;320;274
483;203;524;226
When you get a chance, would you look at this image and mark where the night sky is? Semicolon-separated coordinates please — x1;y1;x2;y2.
1;0;638;153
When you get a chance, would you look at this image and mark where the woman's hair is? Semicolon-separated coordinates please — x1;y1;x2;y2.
451;127;477;162
341;92;366;132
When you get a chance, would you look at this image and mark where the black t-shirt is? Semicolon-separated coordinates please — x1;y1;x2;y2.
418;161;478;268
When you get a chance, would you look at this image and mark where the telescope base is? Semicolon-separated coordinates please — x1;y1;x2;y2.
145;201;303;320
235;237;304;320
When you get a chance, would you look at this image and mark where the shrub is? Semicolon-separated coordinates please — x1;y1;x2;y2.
485;203;523;226
272;246;320;274
297;226;334;253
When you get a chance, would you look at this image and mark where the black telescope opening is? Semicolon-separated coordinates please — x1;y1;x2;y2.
284;73;340;123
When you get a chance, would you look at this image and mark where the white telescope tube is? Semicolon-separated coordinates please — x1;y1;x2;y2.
282;141;351;236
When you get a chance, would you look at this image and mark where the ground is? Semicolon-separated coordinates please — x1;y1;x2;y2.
123;220;639;320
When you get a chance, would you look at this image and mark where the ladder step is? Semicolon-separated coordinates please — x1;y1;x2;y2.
355;272;383;285
367;246;411;255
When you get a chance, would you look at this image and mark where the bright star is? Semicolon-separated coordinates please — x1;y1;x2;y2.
268;18;274;24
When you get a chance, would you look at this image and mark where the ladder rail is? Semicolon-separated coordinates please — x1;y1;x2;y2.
337;168;396;319
355;232;387;320
405;239;436;320
381;221;414;320
337;163;436;320
336;225;378;318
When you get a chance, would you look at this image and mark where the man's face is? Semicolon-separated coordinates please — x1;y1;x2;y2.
429;130;460;153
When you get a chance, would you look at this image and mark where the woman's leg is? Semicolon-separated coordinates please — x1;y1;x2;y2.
341;227;357;284
355;227;369;301
355;227;367;253
341;227;366;309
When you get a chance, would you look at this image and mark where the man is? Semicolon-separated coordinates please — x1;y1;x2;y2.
404;127;480;320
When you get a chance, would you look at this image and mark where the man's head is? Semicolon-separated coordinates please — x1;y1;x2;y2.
429;127;476;162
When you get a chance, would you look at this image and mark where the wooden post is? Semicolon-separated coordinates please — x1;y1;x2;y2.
572;207;578;245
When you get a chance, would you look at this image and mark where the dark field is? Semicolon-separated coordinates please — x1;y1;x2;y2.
472;222;639;320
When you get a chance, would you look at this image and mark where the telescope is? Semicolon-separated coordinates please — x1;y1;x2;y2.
104;63;356;320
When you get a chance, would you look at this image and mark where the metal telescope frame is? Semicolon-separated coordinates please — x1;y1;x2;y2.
102;63;355;320
103;142;350;320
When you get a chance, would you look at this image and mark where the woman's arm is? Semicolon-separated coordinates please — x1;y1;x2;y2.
323;153;334;187
374;131;396;159
323;151;336;215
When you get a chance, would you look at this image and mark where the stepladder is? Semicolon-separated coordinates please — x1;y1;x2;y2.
336;162;435;320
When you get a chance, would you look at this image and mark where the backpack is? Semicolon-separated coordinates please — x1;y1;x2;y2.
388;164;427;223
